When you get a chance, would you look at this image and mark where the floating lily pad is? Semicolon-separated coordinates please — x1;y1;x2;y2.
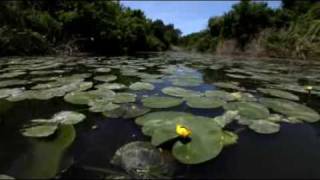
170;77;202;87
64;91;98;105
257;88;299;101
129;82;155;91
94;75;117;82
113;93;137;104
221;131;238;146
162;87;202;98
224;102;270;120
21;124;58;138
260;98;320;123
142;96;183;108
103;104;150;119
111;141;176;179
185;96;226;109
89;100;120;112
249;120;280;134
51;111;86;125
96;83;126;90
213;111;239;128
205;90;235;101
214;82;244;91
135;112;225;164
0;174;15;179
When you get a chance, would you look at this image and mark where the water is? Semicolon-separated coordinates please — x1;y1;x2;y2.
0;52;320;179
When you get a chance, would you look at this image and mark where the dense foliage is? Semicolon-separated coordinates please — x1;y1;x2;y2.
180;0;320;60
0;1;181;56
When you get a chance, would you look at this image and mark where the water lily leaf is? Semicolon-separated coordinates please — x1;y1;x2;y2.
136;112;225;164
213;111;239;128
96;83;126;90
162;87;202;98
224;102;270;120
0;79;28;88
17;125;75;179
113;93;137;104
103;104;150;119
221;131;238;146
142;96;183;108
64;91;98;105
260;98;320;123
89;100;120;112
226;73;249;79
205;90;235;101
257;88;299;101
185;96;226;109
95;67;111;73
213;82;244;91
249;120;280;134
51;111;86;125
21;124;58;138
0;88;24;99
94;75;117;82
171;77;202;87
230;92;257;102
129;82;155;91
0;174;15;179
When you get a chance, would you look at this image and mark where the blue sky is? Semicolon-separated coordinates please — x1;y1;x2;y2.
121;1;282;35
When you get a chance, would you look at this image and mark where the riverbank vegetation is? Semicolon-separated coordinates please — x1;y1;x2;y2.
0;1;181;56
180;0;320;60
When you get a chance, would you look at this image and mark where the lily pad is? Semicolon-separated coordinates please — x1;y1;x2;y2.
111;141;176;179
142;96;183;108
89;100;120;112
260;98;320;123
162;87;202;98
103;104;150;119
214;82;244;91
257;88;299;101
224;102;270;120
94;75;117;82
51;111;86;125
96;83;126;90
249;120;280;134
213;111;239;128
129;82;155;91
205;90;235;101
21;124;58;138
0;175;15;179
113;93;137;104
221;131;238;146
185;96;226;109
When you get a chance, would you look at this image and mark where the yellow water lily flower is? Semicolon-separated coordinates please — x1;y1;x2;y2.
176;124;192;138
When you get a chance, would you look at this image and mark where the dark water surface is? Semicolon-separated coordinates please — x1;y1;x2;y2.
0;52;320;179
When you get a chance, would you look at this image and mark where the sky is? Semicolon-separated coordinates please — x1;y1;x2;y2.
121;1;282;35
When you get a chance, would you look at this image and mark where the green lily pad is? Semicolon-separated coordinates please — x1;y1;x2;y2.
214;82;244;91
249;120;280;134
94;75;117;82
224;102;270;120
205;90;235;101
129;82;155;91
96;83;126;90
162;87;202;98
64;91;98;105
89;100;120;112
135;112;225;164
51;111;86;125
21;124;58;138
103;104;150;119
171;77;202;87
213;111;239;128
142;96;183;109
113;93;137;104
0;174;15;179
257;88;299;101
185;96;226;109
260;98;320;123
221;131;238;146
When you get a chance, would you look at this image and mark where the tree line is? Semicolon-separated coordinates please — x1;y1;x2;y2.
0;1;181;56
180;0;320;60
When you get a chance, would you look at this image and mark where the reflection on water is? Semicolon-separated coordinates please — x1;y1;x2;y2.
0;52;320;178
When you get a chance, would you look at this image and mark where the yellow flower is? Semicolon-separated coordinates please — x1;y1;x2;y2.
305;86;313;91
176;124;192;138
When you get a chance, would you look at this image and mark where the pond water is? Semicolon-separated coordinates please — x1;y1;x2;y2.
1;52;320;179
